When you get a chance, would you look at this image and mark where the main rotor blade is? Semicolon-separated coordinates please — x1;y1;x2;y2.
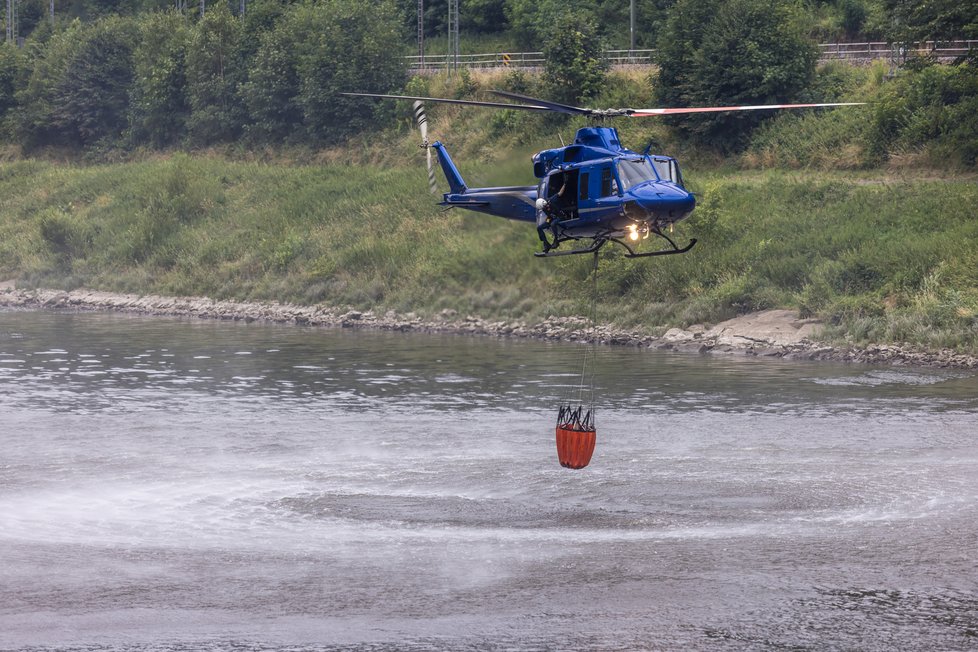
341;92;553;113
628;101;865;117
488;90;593;116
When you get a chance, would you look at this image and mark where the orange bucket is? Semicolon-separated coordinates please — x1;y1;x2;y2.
555;425;596;469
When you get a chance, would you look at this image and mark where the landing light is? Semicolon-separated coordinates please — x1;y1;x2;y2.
627;224;640;241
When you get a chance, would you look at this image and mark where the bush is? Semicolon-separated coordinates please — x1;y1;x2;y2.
870;62;978;166
655;0;818;151
185;5;247;145
542;12;608;105
129;11;192;147
243;0;407;145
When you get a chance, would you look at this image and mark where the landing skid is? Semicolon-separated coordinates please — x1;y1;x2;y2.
534;229;697;259
534;239;606;257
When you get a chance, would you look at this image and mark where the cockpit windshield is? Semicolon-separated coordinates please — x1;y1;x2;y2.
616;159;658;192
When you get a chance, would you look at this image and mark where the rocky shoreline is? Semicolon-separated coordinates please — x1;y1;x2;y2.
2;286;977;370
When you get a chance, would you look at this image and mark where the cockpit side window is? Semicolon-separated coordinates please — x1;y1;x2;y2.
652;157;685;188
651;158;672;183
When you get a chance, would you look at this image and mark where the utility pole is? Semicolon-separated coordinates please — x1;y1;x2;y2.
447;0;459;76
199;0;204;16
418;0;424;69
49;0;54;25
239;0;245;16
630;0;635;56
5;0;17;45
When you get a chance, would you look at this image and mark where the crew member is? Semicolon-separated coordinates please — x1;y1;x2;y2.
536;175;568;252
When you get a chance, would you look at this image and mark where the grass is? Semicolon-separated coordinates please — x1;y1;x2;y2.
2;152;978;352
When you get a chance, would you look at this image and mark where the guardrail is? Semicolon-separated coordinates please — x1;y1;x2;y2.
407;49;654;73
407;41;978;74
818;40;978;60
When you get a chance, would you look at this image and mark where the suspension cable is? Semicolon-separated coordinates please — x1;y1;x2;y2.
576;251;599;409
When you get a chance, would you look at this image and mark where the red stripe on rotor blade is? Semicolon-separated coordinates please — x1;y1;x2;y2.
630;102;865;116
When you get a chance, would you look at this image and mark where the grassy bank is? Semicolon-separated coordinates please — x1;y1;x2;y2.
2;152;977;352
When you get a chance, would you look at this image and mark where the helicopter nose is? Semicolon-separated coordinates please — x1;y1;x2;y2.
631;184;695;222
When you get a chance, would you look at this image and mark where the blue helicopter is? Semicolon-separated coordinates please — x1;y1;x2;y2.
344;90;862;258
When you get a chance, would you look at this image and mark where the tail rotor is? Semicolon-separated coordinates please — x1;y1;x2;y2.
413;101;438;194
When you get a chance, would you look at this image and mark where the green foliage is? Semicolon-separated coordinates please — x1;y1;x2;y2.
504;0;674;50
461;0;509;34
869;61;978;166
881;0;978;44
542;12;608;104
185;4;246;145
14;17;138;149
655;0;818;151
243;0;406;145
0;43;28;140
505;0;596;50
239;17;303;143
129;11;192;148
15;20;87;148
838;0;867;37
4;149;978;350
38;206;94;268
52;16;138;147
743;63;874;168
289;0;406;143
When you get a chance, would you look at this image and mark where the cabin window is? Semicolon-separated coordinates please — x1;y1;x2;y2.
579;172;589;201
600;168;616;196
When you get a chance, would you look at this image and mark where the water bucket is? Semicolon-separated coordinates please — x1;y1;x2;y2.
555;404;596;469
555;425;596;469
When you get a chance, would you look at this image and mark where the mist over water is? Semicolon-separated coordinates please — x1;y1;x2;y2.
1;309;977;650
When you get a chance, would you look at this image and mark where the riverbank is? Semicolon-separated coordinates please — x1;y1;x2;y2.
4;286;977;370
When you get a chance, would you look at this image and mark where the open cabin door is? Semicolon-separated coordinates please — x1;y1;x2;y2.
545;169;580;220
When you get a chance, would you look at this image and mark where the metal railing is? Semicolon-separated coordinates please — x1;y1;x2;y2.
407;41;978;73
407;49;654;73
817;40;978;61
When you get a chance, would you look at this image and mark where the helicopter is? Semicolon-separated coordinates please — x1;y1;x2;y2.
344;90;863;258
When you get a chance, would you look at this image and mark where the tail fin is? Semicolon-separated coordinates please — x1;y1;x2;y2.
430;142;467;195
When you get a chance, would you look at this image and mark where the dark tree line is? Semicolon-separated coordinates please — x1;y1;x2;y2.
1;1;406;150
2;0;975;157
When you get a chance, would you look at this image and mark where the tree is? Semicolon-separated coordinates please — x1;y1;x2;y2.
241;0;406;145
239;16;303;143
881;0;978;45
129;11;192;147
185;4;246;145
16;17;137;149
542;12;608;105
0;44;28;140
655;0;817;151
51;16;138;146
291;0;406;143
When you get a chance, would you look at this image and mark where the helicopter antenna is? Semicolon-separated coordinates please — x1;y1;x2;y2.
558;132;566;147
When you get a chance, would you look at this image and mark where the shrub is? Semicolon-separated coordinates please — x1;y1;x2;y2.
129;11;192;147
542;12;608;105
655;0;817;151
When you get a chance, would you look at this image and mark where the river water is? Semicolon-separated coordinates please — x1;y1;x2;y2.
1;309;976;651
